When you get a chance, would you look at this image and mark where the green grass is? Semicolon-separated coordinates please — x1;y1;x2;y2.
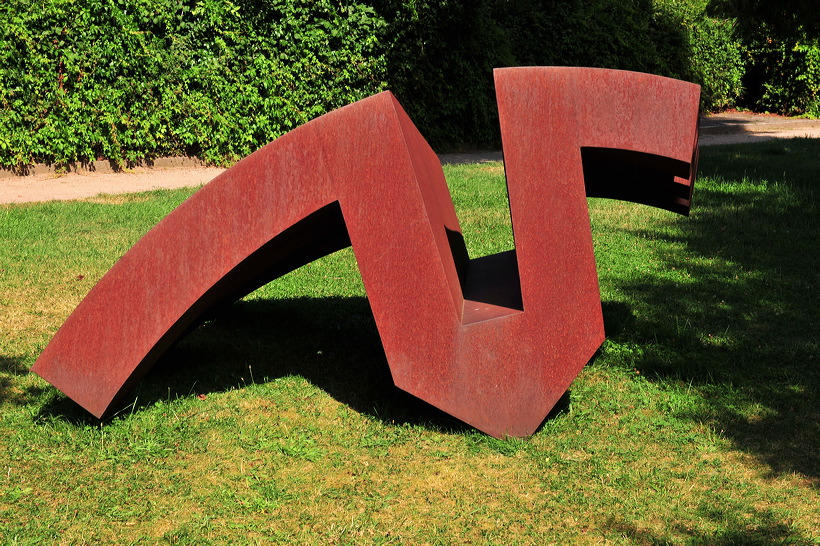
1;139;818;544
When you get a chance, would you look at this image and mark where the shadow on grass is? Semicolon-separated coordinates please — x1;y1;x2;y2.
601;139;819;482
0;354;50;407
33;141;818;470
0;355;29;405
36;296;479;435
36;292;577;436
605;503;812;545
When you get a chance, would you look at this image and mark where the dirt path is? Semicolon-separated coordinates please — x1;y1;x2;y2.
2;112;818;205
0;166;226;205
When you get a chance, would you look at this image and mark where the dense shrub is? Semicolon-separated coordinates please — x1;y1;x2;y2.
1;0;812;168
376;0;744;148
711;0;820;116
686;16;744;110
370;0;514;146
742;34;820;117
0;0;386;168
650;0;744;110
498;0;743;107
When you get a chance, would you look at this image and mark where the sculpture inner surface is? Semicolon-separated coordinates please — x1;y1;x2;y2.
32;67;700;438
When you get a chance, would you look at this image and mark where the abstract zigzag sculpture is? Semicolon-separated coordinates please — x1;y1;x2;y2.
33;67;700;438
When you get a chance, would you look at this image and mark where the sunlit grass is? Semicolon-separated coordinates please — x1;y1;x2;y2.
1;139;818;543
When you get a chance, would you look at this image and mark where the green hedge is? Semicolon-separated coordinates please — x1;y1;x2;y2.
371;0;514;147
378;0;745;147
745;36;820;117
711;0;820;116
737;28;820;117
0;0;386;168
0;0;806;169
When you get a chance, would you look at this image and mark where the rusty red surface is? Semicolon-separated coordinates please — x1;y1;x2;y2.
32;67;700;437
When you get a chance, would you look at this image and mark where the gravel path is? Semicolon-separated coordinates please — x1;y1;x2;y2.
2;112;818;205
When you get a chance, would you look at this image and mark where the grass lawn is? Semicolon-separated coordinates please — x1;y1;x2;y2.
1;139;818;544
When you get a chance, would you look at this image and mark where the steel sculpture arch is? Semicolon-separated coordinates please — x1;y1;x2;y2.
32;67;700;438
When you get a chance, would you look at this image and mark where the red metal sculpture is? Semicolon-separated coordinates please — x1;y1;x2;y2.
32;67;700;437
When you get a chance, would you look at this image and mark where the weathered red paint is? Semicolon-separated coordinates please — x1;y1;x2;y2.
32;67;700;437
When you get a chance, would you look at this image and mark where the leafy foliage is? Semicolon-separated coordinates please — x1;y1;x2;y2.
1;0;815;167
0;0;386;168
372;0;744;148
667;0;744;111
710;0;820;116
742;34;820;117
493;0;743;112
371;0;514;146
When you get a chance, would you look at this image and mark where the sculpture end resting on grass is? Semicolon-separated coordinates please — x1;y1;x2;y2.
32;67;700;438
